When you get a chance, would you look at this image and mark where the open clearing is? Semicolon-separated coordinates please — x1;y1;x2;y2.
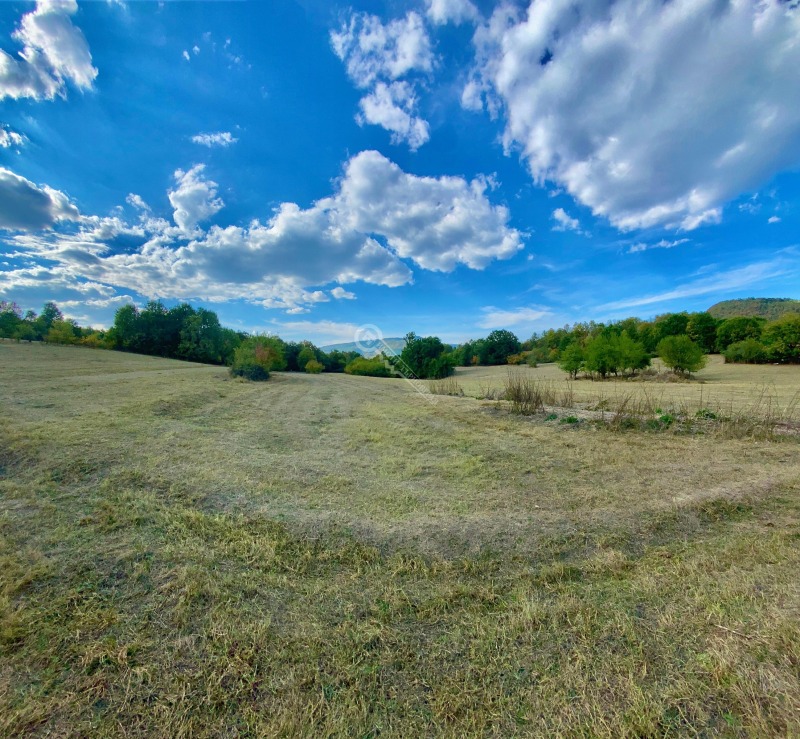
1;343;799;736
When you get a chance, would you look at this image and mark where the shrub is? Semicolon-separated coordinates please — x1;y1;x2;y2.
305;359;324;374
657;335;707;375
229;338;275;381
723;338;768;364
344;356;392;377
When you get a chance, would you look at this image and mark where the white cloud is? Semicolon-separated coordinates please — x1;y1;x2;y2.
191;131;238;148
8;151;521;313
182;50;190;61
168;165;224;232
331;11;434;149
478;306;551;330
337;150;523;270
272;320;364;345
598;256;798;312
331;11;433;86
357;82;429;150
551;207;580;233
0;0;97;101
0;127;25;148
126;193;150;211
0;167;79;230
426;0;479;26
768;216;781;224
627;238;689;254
469;0;800;231
331;287;356;300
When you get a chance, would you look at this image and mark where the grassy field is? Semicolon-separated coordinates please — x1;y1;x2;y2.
1;342;799;736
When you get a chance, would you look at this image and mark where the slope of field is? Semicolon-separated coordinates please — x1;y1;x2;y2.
708;297;800;320
1;343;799;736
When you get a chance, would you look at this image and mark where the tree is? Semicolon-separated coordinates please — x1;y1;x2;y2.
657;335;707;375
0;301;22;338
46;320;80;345
480;329;521;365
655;312;689;342
35;301;64;339
305;359;324;374
557;343;584;379
686;312;718;353
723;339;768;364
761;314;800;362
584;335;620;378
297;344;318;369
617;332;650;374
397;332;454;378
715;316;763;352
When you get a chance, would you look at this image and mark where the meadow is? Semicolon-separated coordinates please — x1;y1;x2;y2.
1;342;799;736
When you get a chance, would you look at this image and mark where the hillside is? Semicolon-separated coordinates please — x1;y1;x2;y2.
708;297;800;320
321;336;406;357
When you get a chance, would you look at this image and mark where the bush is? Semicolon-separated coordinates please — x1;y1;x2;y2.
723;338;768;364
230;363;270;381
229;337;275;381
657;335;707;375
344;356;392;377
305;359;324;374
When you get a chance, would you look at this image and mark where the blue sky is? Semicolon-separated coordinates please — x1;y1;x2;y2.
1;0;798;345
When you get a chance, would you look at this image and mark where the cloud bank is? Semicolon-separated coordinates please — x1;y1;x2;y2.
467;0;800;230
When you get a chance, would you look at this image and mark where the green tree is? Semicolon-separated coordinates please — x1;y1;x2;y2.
305;359;324;374
761;314;800;362
297;344;318;369
686;312;718;353
723;339;768;364
617;333;650;374
35;301;64;339
657;335;707;375
46;320;80;345
398;332;454;378
715;316;763;352
557;343;584;379
655;312;690;342
0;301;22;338
585;334;623;378
344;356;392;377
480;329;521;365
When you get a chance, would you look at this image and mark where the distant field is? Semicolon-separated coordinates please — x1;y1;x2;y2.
1;343;799;736
454;355;800;413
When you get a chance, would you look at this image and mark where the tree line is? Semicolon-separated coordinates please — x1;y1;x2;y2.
2;301;798;384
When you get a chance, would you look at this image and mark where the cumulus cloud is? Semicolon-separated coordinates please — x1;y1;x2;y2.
768;216;781;224
0;127;25;148
337;150;523;270
8;151;522;313
551;207;581;233
331;287;356;300
478;306;551;330
426;0;479;26
628;238;689;254
0;0;97;101
331;11;434;149
168;165;224;232
357;82;429;150
191;131;238;148
0;167;79;230
468;0;800;231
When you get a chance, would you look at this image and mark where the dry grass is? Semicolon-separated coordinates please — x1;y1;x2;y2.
1;343;799;737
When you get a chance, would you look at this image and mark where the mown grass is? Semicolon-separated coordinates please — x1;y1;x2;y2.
1;343;799;736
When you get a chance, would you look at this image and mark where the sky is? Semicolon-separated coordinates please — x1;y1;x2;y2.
0;0;798;346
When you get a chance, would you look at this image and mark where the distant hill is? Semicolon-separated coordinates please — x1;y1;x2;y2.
321;337;406;357
708;298;800;320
